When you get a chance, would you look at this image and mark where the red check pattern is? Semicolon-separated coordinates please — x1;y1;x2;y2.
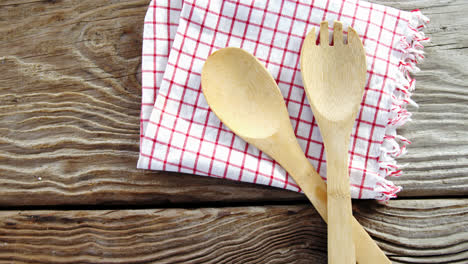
138;0;429;200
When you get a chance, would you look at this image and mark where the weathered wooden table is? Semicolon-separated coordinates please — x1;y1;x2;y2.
1;0;467;263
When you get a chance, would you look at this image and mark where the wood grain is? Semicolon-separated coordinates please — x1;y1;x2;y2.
0;0;467;207
374;1;468;196
0;199;466;263
0;0;304;207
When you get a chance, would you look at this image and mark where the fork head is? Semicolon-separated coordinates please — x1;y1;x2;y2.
300;20;367;123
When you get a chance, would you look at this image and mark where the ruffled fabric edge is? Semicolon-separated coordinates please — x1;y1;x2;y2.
375;9;430;201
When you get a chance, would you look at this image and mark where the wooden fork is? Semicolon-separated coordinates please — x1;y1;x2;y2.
301;21;367;264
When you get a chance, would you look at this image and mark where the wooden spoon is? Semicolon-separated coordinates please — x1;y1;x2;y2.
300;21;368;264
201;47;389;264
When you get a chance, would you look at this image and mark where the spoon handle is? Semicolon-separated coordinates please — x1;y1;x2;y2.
276;145;390;264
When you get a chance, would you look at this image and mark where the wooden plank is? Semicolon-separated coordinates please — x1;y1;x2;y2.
0;0;467;206
0;199;466;263
373;2;468;196
0;0;304;206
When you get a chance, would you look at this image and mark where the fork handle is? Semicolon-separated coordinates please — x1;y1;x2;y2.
324;134;356;264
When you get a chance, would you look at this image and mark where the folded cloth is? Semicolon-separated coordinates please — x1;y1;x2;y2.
138;0;429;200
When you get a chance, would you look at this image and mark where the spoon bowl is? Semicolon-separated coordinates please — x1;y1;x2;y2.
201;48;284;139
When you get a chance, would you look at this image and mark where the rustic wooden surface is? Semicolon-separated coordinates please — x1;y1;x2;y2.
377;0;468;197
0;0;467;263
0;0;466;206
0;199;466;264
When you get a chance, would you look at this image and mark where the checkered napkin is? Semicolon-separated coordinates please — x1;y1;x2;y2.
138;0;429;200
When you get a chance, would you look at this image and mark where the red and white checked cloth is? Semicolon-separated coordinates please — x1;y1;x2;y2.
138;0;429;200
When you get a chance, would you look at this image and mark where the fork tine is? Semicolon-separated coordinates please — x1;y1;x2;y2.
347;26;360;45
304;27;316;47
333;21;343;46
320;21;329;46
